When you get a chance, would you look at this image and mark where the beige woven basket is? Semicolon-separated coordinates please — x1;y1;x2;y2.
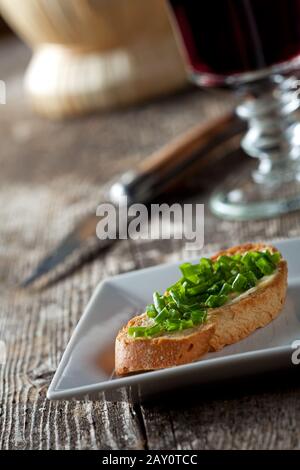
0;0;187;118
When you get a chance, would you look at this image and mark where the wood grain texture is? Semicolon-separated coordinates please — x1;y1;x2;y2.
0;37;300;450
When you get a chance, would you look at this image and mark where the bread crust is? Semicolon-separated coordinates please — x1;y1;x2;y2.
115;319;215;375
115;243;287;375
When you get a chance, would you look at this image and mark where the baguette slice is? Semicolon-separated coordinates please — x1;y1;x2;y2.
115;243;287;376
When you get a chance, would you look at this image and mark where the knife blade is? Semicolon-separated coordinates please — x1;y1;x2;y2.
21;112;244;290
20;214;106;288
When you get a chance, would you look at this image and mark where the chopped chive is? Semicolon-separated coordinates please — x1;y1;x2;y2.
244;270;257;287
232;273;248;292
145;324;163;337
165;321;180;332
169;289;182;308
154;306;169;323
241;252;255;269
180;262;201;284
199;258;213;273
168;309;180;320
191;310;207;324
133;249;281;338
179;281;188;298
186;282;209;296
205;294;228;308
153;292;165;313
217;255;233;267
231;254;242;262
180;319;194;330
271;251;281;264
146;304;157;318
207;282;222;295
256;257;274;276
128;326;147;337
220;282;232;295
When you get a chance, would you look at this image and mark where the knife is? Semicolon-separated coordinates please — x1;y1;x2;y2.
21;112;244;289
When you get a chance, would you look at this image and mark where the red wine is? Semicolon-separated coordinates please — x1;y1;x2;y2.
168;0;300;84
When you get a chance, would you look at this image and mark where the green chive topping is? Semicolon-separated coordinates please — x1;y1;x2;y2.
128;249;281;338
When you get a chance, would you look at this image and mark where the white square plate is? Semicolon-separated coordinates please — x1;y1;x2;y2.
48;238;300;400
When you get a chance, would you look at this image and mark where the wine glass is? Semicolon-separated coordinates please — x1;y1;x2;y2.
167;0;300;220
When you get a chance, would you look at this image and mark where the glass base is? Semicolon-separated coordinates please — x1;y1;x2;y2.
210;163;300;220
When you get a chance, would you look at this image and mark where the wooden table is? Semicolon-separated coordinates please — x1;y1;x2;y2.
1;37;300;450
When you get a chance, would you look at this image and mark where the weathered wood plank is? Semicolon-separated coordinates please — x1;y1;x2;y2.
141;375;300;450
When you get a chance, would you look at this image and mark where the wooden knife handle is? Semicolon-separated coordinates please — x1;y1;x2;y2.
109;112;244;203
139;112;238;174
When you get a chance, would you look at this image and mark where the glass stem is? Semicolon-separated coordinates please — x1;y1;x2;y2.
236;75;300;185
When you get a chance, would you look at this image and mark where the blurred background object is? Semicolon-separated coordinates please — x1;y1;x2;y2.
0;0;187;119
168;0;300;221
0;14;10;36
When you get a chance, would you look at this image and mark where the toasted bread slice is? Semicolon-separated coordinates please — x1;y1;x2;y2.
115;243;287;376
208;243;287;351
115;314;215;375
